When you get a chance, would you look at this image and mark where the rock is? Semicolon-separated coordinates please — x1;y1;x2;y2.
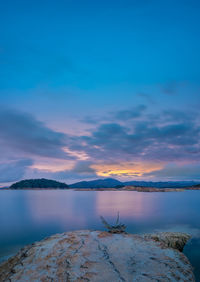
144;232;192;252
0;230;195;281
122;186;186;192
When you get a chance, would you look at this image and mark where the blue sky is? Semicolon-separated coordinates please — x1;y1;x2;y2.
0;0;200;184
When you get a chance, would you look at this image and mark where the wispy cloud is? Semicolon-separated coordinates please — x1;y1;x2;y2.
0;159;33;182
70;108;200;164
0;106;72;159
1;105;200;183
114;105;147;121
144;163;200;180
25;160;98;183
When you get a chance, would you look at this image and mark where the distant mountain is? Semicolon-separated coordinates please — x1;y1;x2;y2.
69;178;200;188
191;183;200;188
10;178;68;189
69;178;122;188
9;178;200;190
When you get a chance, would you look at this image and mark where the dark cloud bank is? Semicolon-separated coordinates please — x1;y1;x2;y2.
0;159;33;182
72;110;200;163
0;105;200;184
0;107;68;159
0;106;71;184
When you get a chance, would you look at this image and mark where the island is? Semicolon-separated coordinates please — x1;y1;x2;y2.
4;178;200;192
9;178;69;189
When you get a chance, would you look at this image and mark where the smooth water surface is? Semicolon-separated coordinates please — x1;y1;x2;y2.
0;190;200;280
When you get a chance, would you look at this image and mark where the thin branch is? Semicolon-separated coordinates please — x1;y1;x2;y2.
115;212;120;225
100;213;126;234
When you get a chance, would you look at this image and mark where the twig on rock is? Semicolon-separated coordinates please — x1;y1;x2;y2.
100;213;126;234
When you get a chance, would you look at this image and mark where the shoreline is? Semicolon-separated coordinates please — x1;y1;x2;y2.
74;186;200;192
1;186;200;192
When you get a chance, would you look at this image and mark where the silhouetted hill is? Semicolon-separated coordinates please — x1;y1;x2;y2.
69;178;122;188
10;178;68;189
191;184;200;188
9;178;200;190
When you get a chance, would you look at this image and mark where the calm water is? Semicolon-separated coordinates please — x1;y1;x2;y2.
0;190;200;280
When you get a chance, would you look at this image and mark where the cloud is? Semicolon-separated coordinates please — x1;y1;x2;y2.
80;105;147;126
162;109;196;123
70;161;96;174
54;161;97;181
143;163;200;180
0;106;71;159
69;109;200;164
137;93;156;104
81;116;100;125
1;105;200;183
25;161;98;184
162;81;178;95
0;159;33;182
114;105;146;121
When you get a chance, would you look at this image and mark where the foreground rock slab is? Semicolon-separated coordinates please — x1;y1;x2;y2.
0;230;194;282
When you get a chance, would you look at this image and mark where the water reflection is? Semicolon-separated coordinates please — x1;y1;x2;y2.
96;191;156;219
25;191;88;228
0;190;200;280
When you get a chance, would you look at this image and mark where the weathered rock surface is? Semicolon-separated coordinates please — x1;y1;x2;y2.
0;230;195;282
143;232;191;252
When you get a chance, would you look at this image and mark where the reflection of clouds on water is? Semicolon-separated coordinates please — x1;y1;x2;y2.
155;224;200;238
1;190;200;280
25;191;88;229
95;191;156;220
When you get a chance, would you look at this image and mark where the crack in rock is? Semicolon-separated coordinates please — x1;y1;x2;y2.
94;237;126;282
0;230;195;282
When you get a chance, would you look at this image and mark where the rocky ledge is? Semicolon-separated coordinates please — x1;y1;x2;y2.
0;231;194;281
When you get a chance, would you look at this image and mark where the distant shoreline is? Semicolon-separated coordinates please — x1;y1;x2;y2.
1;186;200;192
74;186;200;192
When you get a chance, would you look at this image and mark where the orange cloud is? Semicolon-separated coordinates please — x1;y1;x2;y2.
93;162;164;178
31;159;164;180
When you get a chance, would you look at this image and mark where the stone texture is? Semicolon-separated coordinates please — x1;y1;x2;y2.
0;230;195;282
143;232;191;252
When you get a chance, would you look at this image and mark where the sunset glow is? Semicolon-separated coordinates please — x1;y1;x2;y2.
94;162;164;179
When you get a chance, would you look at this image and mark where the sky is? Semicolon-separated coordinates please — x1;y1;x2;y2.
0;0;200;185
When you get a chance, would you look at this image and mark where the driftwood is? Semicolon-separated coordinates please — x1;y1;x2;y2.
100;213;126;233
